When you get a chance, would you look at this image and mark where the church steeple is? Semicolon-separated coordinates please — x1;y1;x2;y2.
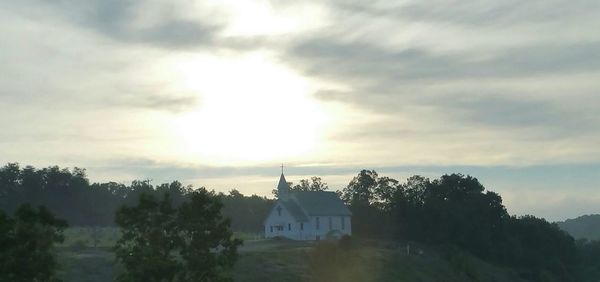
277;172;290;200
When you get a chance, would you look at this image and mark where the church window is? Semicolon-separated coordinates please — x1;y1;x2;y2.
316;217;320;230
288;223;291;231
300;223;304;230
341;216;345;230
277;206;282;216
270;226;273;233
328;217;332;230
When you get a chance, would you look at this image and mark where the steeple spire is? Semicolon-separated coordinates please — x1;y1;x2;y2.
277;169;290;200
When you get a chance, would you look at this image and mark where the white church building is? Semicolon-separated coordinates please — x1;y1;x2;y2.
264;173;352;240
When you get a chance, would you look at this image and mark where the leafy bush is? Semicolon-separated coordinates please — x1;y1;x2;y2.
0;204;68;281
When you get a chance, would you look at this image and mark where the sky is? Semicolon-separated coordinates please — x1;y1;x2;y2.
1;0;599;221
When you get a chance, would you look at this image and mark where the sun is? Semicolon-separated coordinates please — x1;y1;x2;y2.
171;52;328;165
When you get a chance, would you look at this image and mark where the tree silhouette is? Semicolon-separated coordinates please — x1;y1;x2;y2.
114;189;241;282
0;204;68;281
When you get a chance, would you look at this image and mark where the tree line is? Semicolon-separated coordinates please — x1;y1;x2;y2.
0;163;273;232
2;163;600;281
339;170;599;282
0;163;243;281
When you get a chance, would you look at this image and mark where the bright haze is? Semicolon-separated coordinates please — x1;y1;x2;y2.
1;0;599;221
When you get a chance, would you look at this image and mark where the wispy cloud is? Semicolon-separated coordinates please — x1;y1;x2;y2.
1;0;599;219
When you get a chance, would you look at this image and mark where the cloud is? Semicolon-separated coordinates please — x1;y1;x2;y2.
46;0;223;49
336;0;600;26
290;38;600;91
433;95;596;134
1;0;600;219
271;0;600;167
283;0;600;110
106;93;200;113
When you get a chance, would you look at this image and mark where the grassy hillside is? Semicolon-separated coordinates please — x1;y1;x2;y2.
56;228;524;282
233;239;524;282
557;214;600;241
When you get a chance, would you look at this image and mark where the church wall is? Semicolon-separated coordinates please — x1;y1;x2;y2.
263;205;355;240
305;215;352;240
264;201;305;240
263;203;352;241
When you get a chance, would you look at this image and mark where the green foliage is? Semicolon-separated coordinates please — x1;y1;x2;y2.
501;216;578;281
291;177;329;192
114;190;242;282
271;176;330;197
1;162;592;281
409;174;507;258
0;163;194;226
341;170;400;238
342;170;580;281
219;189;274;233
575;239;600;281
0;204;68;281
0;163;272;235
177;191;242;281
341;170;379;206
114;193;180;281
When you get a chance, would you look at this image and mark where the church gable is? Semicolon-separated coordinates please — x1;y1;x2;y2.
265;202;296;226
264;199;308;224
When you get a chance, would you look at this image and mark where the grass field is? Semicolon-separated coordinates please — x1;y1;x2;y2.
56;227;525;282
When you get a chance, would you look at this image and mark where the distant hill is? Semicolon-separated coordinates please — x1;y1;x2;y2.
556;214;600;241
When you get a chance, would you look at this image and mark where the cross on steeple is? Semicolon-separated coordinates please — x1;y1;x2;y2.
280;163;284;174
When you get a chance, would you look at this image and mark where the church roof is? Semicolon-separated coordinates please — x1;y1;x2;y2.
291;191;352;216
281;199;308;222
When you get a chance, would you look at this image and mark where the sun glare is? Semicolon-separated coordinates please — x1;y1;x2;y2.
172;53;327;165
215;0;328;36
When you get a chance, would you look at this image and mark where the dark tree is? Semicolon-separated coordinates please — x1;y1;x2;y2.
341;170;379;206
291;176;329;192
0;204;68;282
373;176;400;208
177;190;242;281
0;163;19;199
114;189;241;282
576;239;600;281
0;163;197;226
389;175;430;238
501;215;578;281
220;190;274;233
114;193;181;282
340;170;400;238
419;174;508;258
385;173;578;281
271;176;329;197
